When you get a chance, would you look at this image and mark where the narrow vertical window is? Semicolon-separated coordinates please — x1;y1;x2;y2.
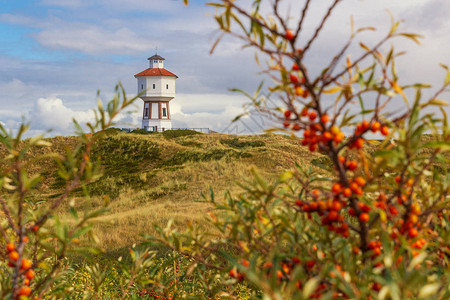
141;84;144;89
166;84;169;89
145;108;149;117
162;108;167;117
153;84;155;89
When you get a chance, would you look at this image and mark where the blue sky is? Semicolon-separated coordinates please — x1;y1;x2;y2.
0;0;448;136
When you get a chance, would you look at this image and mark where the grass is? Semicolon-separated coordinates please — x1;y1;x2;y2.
1;131;448;259
4;131;326;253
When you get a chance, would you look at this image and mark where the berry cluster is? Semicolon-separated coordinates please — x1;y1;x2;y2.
5;241;36;299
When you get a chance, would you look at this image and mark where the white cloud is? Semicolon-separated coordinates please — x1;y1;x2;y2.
34;24;155;55
30;97;95;133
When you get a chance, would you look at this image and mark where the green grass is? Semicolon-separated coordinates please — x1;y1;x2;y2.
9;132;326;252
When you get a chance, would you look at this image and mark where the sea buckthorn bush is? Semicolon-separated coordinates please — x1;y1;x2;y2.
148;0;450;299
0;84;161;299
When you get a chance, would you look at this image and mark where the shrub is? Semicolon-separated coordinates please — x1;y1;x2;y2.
220;138;265;149
162;129;202;139
147;1;450;299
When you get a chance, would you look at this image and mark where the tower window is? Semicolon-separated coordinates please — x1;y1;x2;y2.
154;60;158;63
153;84;155;89
145;108;149;117
141;84;143;89
162;108;167;117
166;84;169;89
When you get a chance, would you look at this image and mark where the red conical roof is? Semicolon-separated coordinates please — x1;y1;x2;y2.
134;68;178;78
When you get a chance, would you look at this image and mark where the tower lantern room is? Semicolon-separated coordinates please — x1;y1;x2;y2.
134;54;178;132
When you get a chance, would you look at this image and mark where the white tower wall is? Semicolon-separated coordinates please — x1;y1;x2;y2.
135;54;177;132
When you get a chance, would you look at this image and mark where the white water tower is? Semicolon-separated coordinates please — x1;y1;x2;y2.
134;54;178;131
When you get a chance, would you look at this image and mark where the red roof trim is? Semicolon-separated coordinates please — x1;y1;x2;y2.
134;68;178;78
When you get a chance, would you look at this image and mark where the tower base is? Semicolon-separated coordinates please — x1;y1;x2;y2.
142;119;172;132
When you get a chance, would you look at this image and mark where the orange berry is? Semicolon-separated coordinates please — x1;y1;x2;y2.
309;111;317;121
24;278;30;286
317;200;327;211
302;89;309;98
331;183;342;194
320;114;329;124
292;63;300;71
21;259;32;271
9;251;19;262
347;160;358;171
292;123;301;131
409;214;418;224
322;131;332;141
361;120;370;131
359;213;369;222
343;188;352;197
350;182;359;193
25;269;35;280
309;202;318;211
295;199;303;207
229;268;237;278
285;30;295;41
283;120;290;128
284;110;292;118
371;121;381;132
309;143;317;152
301;107;309;117
311;189;321;198
354;138;364;149
411;203;421;215
23;236;29;243
395;175;401;184
331;201;342;211
333;132;345;144
355;176;366;187
352;246;360;254
408;227;419;238
328;211;339;221
295;86;304;96
241;259;250;267
6;243;15;252
18;286;31;296
389;205;398;216
338;156;346;164
330;126;340;135
32;225;39;232
289;73;299;84
380;125;389;136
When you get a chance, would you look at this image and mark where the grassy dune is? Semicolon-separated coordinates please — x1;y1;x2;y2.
18;130;329;251
1;130;446;254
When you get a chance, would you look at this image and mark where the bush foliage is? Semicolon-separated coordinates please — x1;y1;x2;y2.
1;1;449;299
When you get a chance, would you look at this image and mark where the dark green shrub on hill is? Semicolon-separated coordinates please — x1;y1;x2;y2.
162;129;201;139
131;128;156;135
220;137;265;148
92;136;161;174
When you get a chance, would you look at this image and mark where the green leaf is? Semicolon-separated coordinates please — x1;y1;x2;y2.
422;141;450;151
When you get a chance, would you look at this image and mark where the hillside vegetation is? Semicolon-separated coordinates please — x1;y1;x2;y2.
14;130;332;251
1;130;444;254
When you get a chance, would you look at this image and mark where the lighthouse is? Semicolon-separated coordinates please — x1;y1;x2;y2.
134;54;178;132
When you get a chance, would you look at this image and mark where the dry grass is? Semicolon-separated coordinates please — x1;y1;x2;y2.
3;131;330;252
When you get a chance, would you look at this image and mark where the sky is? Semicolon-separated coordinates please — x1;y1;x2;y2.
0;0;448;137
